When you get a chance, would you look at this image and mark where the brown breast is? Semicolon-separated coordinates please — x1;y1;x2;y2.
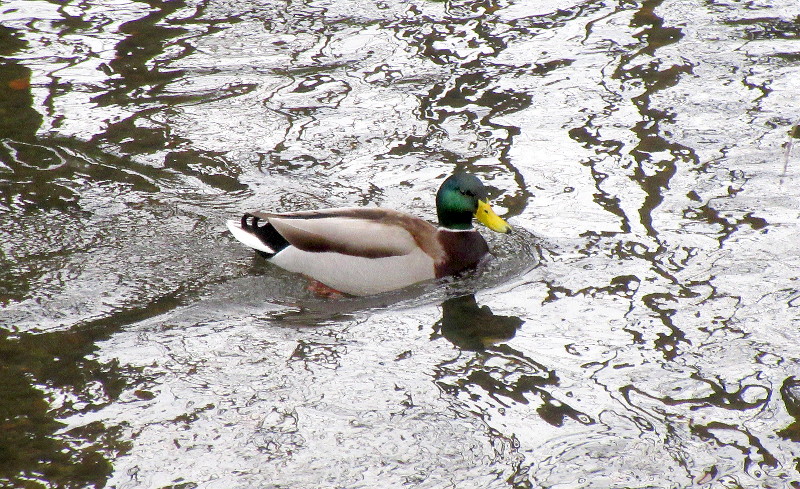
433;230;490;278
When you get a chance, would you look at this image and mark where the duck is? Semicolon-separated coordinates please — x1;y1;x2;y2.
226;172;511;296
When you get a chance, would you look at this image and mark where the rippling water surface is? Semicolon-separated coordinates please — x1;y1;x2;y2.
2;0;800;487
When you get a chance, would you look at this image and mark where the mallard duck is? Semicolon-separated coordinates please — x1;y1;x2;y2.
226;172;511;296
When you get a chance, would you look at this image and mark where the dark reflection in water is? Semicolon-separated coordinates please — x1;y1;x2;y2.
0;325;140;489
91;0;247;193
0;26;54;302
622;375;770;411
434;294;593;429
728;16;800;41
0;25;57;212
564;2;709;363
779;376;800;442
0;57;40;144
433;294;523;351
1;5;211;487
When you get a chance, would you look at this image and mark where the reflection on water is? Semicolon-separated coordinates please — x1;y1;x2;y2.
779;377;800;442
0;325;138;488
434;294;523;351
2;0;800;487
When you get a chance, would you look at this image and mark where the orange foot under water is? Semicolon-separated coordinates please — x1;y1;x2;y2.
306;279;345;299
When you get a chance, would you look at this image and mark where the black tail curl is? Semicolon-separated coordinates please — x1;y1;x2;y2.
241;213;291;258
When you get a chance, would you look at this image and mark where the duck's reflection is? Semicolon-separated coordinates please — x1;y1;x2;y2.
434;294;524;351
431;294;594;426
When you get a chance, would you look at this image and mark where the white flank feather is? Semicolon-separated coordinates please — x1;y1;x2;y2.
271;246;435;296
226;220;276;254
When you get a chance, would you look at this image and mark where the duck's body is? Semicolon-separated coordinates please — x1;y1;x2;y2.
227;173;511;296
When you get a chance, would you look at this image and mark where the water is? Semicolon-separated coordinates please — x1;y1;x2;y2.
1;0;800;487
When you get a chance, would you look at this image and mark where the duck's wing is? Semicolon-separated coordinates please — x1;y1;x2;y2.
250;207;443;260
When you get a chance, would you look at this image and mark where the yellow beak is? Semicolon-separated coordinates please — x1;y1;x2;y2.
475;199;512;233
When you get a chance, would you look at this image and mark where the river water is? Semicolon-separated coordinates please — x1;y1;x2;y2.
2;0;800;487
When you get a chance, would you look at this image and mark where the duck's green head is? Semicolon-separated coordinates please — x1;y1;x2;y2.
435;173;512;233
